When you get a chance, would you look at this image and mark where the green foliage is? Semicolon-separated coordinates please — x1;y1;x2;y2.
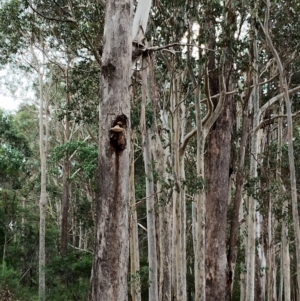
0;0;30;64
0;110;31;157
183;174;205;195
129;265;151;301
50;140;97;180
0;110;32;190
0;263;38;301
46;251;92;300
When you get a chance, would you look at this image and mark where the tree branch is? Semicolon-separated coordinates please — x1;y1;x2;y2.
27;1;76;23
258;84;300;120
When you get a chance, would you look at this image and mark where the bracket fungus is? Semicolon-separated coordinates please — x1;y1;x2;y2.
110;122;123;132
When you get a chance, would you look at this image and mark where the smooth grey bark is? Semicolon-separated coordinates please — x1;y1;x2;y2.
227;105;249;296
61;95;70;256
129;130;141;301
141;54;159;301
89;0;132;299
148;56;172;301
30;45;49;301
245;37;260;301
132;0;152;43
277;109;290;301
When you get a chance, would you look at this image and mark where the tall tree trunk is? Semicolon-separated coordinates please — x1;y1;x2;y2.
129;130;141;301
194;122;207;301
61;156;70;255
89;0;132;299
193;76;207;301
31;45;48;301
149;64;173;301
151;83;172;301
227;105;249;296
171;72;187;301
206;90;233;301
281;191;291;301
188;62;225;301
61;80;71;256
205;4;236;300
245;33;260;301
141;54;159;301
157;168;172;301
261;0;300;295
277;107;290;301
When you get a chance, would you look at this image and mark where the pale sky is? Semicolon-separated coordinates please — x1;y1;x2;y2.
0;95;22;112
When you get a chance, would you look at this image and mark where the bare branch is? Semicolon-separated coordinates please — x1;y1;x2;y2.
258;84;300;120
180;128;197;155
253;110;300;133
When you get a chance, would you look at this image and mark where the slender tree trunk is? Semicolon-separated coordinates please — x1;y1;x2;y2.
170;73;187;301
38;92;47;301
149;82;173;301
277;106;290;301
266;195;276;301
61;156;70;254
89;0;132;299
129;130;141;301
141;54;159;301
194;82;207;301
157;174;172;301
227;108;249;296
281;207;291;301
245;33;260;301
152;94;172;301
31;46;48;301
61;90;71;256
256;211;266;301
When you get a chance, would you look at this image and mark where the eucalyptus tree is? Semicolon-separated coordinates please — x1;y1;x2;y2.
88;0;132;299
261;0;300;298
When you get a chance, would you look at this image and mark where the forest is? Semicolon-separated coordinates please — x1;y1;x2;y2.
1;0;300;300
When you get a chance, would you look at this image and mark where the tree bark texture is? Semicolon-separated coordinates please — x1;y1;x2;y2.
245;36;260;301
141;54;159;301
194;83;207;301
205;4;235;299
170;73;187;301
227;110;249;296
61;87;71;256
89;0;132;299
34;47;48;301
152;87;172;301
61;155;70;255
206;91;233;301
129;131;141;301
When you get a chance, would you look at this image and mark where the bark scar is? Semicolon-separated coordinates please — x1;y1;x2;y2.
102;62;116;79
109;114;128;152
